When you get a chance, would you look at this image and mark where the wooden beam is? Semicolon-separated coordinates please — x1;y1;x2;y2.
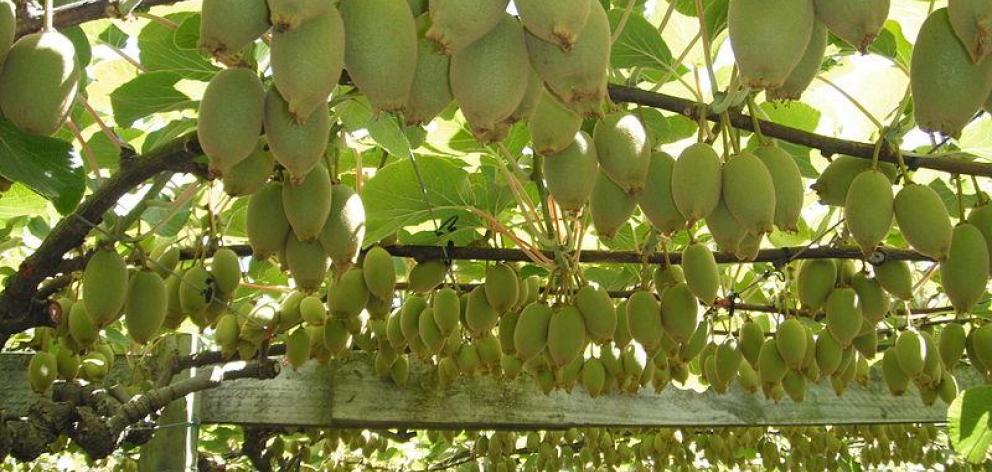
0;352;978;429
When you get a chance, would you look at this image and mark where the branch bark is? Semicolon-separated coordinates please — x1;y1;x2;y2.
16;0;185;37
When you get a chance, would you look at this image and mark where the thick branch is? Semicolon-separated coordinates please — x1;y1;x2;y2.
608;84;992;177
16;0;186;37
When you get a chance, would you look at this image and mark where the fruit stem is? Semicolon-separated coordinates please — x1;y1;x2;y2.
745;96;767;146
870;137;883;171
972;175;987;206
44;0;53;31
693;0;720;101
611;0;638;44
955;174;966;221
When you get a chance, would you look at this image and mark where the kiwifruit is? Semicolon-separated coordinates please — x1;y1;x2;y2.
590;170;637;240
407;259;447;292
516;0;591;50
530;89;582;155
247;182;291;260
508;66;544;124
362;246;396;301
653;265;685;292
263;86;330;182
894;330;926;378
199;0;270;57
873;258;914;300
270;6;344;121
660;283;698;344
547;305;587;367
728;0;815;88
614;300;632;349
825;288;862;348
0;0;14;65
404;14;453;126
0;31;78;135
592;112;651;195
939;322;967;372
627;291;663;353
285;328;311;369
28;351;57;394
69;303;98;347
450;14;530;143
211;247;242;296
940;223;990;313
328;268;370;315
282;165;332;241
55;347;79;380
339;0;417;112
968;203;992;267
949;0;992;63
267;0;331;31
894;183;953;261
814;333;843;376
222;141;275;196
319;184;366;270
776;318;807;370
514;302;552;361
797;259;836;311
426;0;508;54
179;265;213;317
911;8;992;137
845;170;894;255
433;287;461;336
740;320;766;367
766;21;827;100
753;144;805;231
524;0;609;116
284;235;329;292
672;142;722;223
850;272;890;323
638;151;686;234
198;68;265;176
485;263;519;313
972;323;992;369
813;0;889;52
466;285;499;337
123;270;167;345
83;248;129;327
581;357;606;397
706;197;746;255
681;242;720;305
758;338;788;384
812;156;898;206
722;152;776;236
543;131;599;212
575;286;616;343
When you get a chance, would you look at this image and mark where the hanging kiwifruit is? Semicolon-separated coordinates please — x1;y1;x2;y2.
0;31;79;135
728;0;815;89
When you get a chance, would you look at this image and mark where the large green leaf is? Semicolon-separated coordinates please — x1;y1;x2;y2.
110;71;195;128
674;0;730;37
0;118;84;214
138;12;220;81
0;183;48;219
363;155;476;246
949;386;992;463
609;10;674;70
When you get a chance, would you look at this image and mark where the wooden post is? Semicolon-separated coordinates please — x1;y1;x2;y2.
138;334;198;472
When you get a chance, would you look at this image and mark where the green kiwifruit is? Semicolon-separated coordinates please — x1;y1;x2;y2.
285;328;311;369
825;288;862;348
222;142;275;196
548;305;586;367
939;322;967;372
575;285;616;343
514;302;552;361
450;14;530;143
149;244;180;280
845;170;894;255
433;287;461;335
0;0;14;65
722;152;776;236
592;112;651;195
728;0;815;88
894;183;953;261
797;259;836;311
660;283;698;344
874;258;913;300
55;347;79;380
973;323;992;368
735;232;764;262
814;333;843;376
498;311;519;354
211;247;242;296
776;318;807;370
508;66;543;123
28;351;57;394
853;328;878;359
672;142;722;223
614;300;632;349
319;184;366;270
581;357;606;397
404;14;453;126
705;197;746;255
283;165;332;241
327;268;369;315
83;248;129;327
485;263;519;313
363;246;396;301
163;271;186;330
543;130;599;212
179;265;213;317
850;272;890;323
911;8;992;138
339;0;417;112
949;0;992;63
516;0;591;50
524;0;609;116
782;369;806;403
813;0;889;52
590;170;636;240
812;155;897;206
766;21;827;100
263;86;330;182
426;0;508;54
247;182;291;260
530;89;582;155
198;68;265;176
323;318;351;355
285;235;329;292
681;242;720;305
299;295;326;324
123;272;167;347
270;6;344;121
267;0;331;31
466;285;499;337
418;306;444;354
400;295;426;345
0;31;78;136
638;151;685;234
740;320;765;367
653;265;685;293
758;338;788;384
968;203;992;267
894;330;926;378
407;259;447;292
753;144;805;231
199;0;270;57
69;303;98;347
941;223;990;313
626;291;663;353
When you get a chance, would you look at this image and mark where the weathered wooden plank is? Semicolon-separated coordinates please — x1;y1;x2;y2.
0;352;982;429
197;354;985;429
0;353;130;415
139;335;197;472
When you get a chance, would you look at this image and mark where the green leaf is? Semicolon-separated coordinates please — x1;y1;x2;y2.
138;12;220;81
949;386;992;463
143;119;198;153
674;0;730;37
609;10;674;70
110;71;195;128
363;155;477;246
868;20;913;70
0;183;48;219
636;108;697;144
368;114;413;159
174;14;201;50
0;118;84;214
86;127;142;171
98;24;130;49
63;26;92;69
